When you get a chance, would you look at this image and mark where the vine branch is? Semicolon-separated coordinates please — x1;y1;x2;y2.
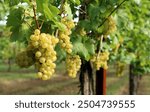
30;0;40;29
99;0;127;27
59;0;66;15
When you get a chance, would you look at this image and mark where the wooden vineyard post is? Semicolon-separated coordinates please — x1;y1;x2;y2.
129;64;138;95
79;61;94;95
96;68;107;95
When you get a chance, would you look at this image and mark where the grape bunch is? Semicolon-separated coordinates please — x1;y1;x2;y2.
66;55;81;78
79;28;86;36
58;18;75;54
30;29;59;80
16;50;34;68
103;16;116;36
16;29;59;80
91;51;109;70
116;62;125;77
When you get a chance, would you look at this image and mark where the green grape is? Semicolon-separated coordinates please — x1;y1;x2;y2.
15;51;34;68
67;49;72;54
41;43;48;48
91;51;110;70
39;57;46;63
42;75;49;80
47;71;52;76
51;56;57;61
103;16;117;37
37;72;43;78
35;51;42;58
46;59;52;65
34;29;40;35
80;28;86;36
32;41;39;47
116;62;125;77
16;29;59;80
58;18;75;54
66;55;81;78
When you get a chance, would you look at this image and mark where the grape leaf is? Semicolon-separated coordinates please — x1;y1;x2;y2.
43;4;54;21
83;39;95;55
55;45;66;63
36;0;65;30
36;0;59;21
49;4;60;16
22;0;30;4
36;0;48;12
10;23;31;42
54;22;66;31
7;0;20;6
69;0;80;5
7;7;24;27
64;3;73;20
73;42;90;61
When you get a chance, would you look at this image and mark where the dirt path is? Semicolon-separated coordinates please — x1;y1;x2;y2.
2;71;145;95
0;75;79;95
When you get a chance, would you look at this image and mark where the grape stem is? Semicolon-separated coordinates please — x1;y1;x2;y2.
55;29;59;38
60;0;66;15
39;20;44;30
97;35;103;61
30;0;40;29
100;35;103;53
98;0;127;27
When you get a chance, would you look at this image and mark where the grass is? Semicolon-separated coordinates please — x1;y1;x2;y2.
107;75;128;95
0;71;129;95
137;75;150;95
1;62;145;95
0;72;35;80
0;74;79;95
0;63;35;72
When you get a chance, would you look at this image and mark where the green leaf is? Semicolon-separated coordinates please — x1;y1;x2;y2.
84;39;95;55
8;0;20;6
7;7;24;27
6;7;31;42
49;4;60;16
22;0;30;4
43;4;54;21
36;0;48;12
36;0;64;30
55;45;66;63
37;0;59;21
73;42;90;61
78;20;91;31
69;0;80;5
88;4;99;20
10;23;31;42
99;5;106;13
64;3;73;20
54;22;66;31
112;36;119;45
36;0;54;20
134;0;141;4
